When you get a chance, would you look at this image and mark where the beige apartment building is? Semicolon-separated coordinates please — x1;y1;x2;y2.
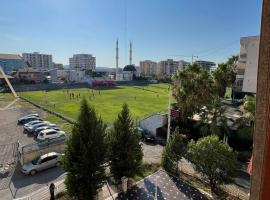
140;60;157;76
157;59;176;76
22;52;53;70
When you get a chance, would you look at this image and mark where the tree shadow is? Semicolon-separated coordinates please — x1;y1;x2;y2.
168;174;208;200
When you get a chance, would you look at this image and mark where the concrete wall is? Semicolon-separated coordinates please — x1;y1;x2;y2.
13;82;89;92
18;142;65;165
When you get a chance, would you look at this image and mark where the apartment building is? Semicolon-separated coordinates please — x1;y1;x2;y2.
156;59;183;76
233;36;259;95
140;60;157;77
69;54;96;71
53;63;64;69
22;52;53;70
193;60;215;73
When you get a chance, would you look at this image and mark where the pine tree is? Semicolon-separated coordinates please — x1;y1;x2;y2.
161;128;185;174
108;103;143;180
63;98;107;200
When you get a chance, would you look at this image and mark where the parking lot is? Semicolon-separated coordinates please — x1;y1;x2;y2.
0;105;65;199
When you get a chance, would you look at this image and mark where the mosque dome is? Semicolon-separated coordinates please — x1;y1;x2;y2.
123;65;136;72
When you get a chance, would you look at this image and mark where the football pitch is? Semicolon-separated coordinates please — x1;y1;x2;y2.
19;84;170;124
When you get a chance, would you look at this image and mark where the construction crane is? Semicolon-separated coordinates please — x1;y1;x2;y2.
168;54;198;64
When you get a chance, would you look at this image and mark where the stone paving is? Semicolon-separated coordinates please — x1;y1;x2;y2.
116;170;208;200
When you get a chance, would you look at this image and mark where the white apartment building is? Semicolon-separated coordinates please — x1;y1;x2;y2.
140;60;157;76
234;36;259;94
22;52;53;70
69;54;96;71
194;60;216;73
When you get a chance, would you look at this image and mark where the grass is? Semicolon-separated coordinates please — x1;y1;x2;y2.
132;163;160;182
225;87;232;99
19;84;170;124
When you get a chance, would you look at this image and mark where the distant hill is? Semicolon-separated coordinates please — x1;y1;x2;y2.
95;67;115;72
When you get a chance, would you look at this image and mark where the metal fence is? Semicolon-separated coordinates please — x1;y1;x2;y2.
14;179;66;200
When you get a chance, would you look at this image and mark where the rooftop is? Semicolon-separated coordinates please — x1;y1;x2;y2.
0;54;22;60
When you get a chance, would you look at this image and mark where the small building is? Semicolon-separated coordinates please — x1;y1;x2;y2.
139;113;167;137
49;69;86;83
0;54;25;74
17;68;45;83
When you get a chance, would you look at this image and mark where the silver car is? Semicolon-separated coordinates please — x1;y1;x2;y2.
21;152;63;175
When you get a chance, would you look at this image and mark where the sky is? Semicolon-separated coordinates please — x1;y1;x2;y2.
0;0;262;67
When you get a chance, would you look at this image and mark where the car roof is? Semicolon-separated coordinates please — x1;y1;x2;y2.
41;129;57;134
40;152;59;159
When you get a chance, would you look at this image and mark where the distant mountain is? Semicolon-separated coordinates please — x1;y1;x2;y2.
95;66;115;72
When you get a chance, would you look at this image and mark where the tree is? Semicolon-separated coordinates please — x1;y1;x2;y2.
63;98;107;200
212;56;238;98
198;97;229;139
234;96;256;143
161;128;185;174
108;103;143;180
187;135;237;193
172;64;214;123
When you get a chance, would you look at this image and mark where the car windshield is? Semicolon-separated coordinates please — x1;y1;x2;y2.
31;156;40;165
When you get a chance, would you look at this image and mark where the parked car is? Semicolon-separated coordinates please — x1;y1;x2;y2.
37;129;66;141
23;120;45;132
25;121;53;134
140;129;156;143
21;152;63;175
34;126;59;137
18;114;39;122
18;116;41;125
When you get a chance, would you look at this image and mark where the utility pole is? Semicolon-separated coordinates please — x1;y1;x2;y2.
167;87;172;143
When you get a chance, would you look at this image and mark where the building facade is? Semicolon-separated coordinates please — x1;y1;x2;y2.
49;69;86;83
233;36;259;96
193;60;216;73
17;68;45;83
22;52;53;70
69;54;96;71
0;54;25;74
53;63;64;69
140;60;157;77
156;59;181;76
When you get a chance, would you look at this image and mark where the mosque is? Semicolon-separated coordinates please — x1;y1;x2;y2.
115;40;138;81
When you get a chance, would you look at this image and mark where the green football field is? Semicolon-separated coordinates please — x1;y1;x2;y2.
19;84;170;124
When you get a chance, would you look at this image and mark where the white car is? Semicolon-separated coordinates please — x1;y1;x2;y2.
21;152;63;175
37;129;66;141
